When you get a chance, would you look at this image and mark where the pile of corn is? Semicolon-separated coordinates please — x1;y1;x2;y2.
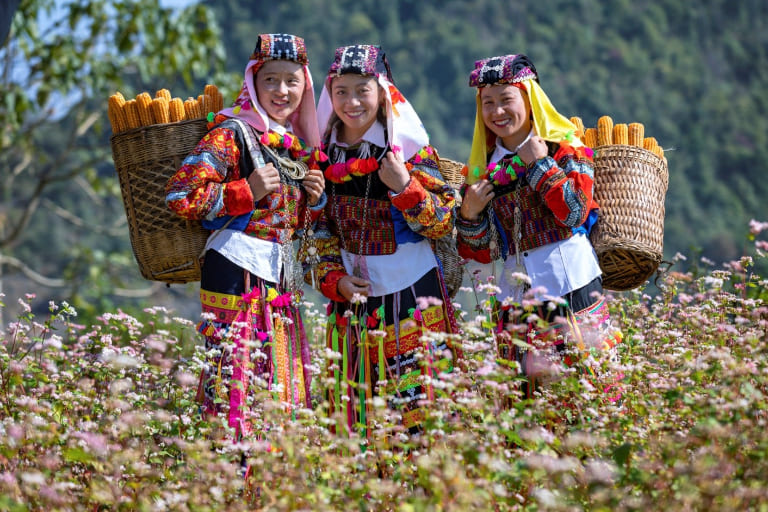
107;85;224;135
570;115;665;159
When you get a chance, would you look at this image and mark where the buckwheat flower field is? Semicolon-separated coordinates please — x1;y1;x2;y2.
1;221;767;511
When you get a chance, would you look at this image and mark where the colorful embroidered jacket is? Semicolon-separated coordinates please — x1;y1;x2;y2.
307;144;456;302
456;141;598;264
165;119;319;244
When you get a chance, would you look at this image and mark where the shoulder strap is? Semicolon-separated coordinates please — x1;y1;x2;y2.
230;118;266;169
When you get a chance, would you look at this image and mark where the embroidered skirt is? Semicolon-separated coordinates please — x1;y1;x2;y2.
326;267;459;435
496;276;623;400
196;250;312;440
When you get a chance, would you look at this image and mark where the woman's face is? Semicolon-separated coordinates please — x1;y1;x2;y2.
255;60;305;126
330;74;383;143
480;83;532;149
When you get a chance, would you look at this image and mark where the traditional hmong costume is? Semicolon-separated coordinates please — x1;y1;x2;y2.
165;34;324;439
456;54;622;399
309;45;459;434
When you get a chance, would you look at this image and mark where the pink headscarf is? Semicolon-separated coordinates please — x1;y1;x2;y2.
217;33;321;148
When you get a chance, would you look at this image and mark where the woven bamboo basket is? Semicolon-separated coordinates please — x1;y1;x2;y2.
590;144;669;291
111;118;210;284
435;158;467;298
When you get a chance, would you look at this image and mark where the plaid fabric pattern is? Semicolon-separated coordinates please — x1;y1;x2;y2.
334;195;396;255
493;186;574;253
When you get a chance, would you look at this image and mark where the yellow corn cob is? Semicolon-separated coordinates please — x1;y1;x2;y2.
652;145;665;159
597;115;613;146
584;127;598;148
184;97;199;119
196;94;207;117
107;108;121;134
169;97;185;122
107;93;129;134
200;94;214;117
569;116;585;141
204;84;224;112
613;123;629;145
628;122;645;147
135;92;154;126
151;97;171;125
123;99;141;130
155;88;172;102
643;137;659;154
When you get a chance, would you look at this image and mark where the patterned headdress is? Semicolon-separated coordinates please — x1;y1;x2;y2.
467;53;581;180
317;44;429;161
217;33;320;147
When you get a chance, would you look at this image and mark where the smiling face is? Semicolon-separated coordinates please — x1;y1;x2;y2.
330;74;383;144
480;83;532;151
254;59;305;126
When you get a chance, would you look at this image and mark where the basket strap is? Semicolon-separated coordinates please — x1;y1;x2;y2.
230;118;266;169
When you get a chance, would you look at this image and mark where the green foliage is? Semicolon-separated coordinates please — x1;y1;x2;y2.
0;0;231;323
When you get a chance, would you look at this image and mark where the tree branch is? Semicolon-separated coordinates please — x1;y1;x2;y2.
0;254;165;297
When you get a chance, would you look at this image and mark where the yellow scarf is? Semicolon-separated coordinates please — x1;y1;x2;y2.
467;79;582;184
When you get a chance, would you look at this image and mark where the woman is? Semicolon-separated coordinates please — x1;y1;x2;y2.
165;33;326;440
307;44;458;435
456;53;621;399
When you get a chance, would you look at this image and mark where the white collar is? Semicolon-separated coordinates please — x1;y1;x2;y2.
267;118;292;135
330;120;386;148
490;129;535;163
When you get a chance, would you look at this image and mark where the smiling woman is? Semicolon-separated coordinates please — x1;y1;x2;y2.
255;60;306;126
164;34;326;471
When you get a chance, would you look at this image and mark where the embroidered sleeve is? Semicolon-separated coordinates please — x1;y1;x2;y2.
455;210;494;264
389;146;456;239
165;125;254;221
525;142;596;228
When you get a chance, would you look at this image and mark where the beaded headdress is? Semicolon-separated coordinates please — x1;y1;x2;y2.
468;54;538;87
217;33;320;147
467;53;581;180
327;44;393;81
317;44;428;162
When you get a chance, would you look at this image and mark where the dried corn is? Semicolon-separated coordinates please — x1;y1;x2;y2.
569;116;585;140
169;97;185;122
155;88;172;102
643;136;658;151
107;93;129;134
123;99;141;130
628;122;644;147
613;123;629;145
652;145;665;159
151;97;171;124
135;92;154;126
584;127;598;148
204;84;224;112
184;97;199;119
597;115;613;146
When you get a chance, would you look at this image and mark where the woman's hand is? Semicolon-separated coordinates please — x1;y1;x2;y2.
338;275;372;301
302;167;325;206
378;151;410;194
247;163;281;202
460;179;495;221
517;135;548;166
